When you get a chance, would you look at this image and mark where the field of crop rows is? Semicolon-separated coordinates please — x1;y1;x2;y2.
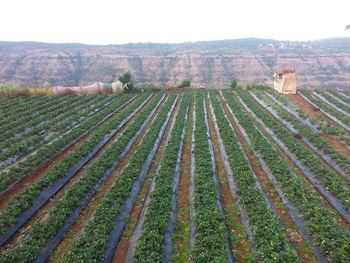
0;89;349;263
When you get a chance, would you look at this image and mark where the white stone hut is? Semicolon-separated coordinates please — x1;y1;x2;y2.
272;69;297;94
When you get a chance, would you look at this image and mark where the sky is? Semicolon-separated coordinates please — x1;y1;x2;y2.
0;0;349;45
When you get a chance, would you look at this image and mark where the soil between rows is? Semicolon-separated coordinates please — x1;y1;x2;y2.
0;94;150;253
112;95;181;263
46;94;165;262
220;93;318;262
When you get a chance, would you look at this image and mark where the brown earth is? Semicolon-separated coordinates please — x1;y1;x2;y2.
0;94;140;209
112;94;181;263
49;94;165;262
220;95;318;262
285;94;320;116
206;101;250;262
321;134;350;160
0;94;148;253
172;106;193;262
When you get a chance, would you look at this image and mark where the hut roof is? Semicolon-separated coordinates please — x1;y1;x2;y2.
272;69;295;74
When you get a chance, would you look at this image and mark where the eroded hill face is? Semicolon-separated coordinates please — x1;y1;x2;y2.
1;38;350;88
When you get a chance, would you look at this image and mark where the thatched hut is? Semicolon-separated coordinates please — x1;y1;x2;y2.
272;69;297;94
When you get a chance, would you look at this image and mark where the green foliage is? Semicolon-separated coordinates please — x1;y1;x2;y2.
212;91;298;262
0;82;30;97
118;72;131;85
178;79;191;88
63;93;177;263
226;90;350;262
0;94;138;231
0;93;159;262
245;83;270;91
133;92;190;262
142;84;159;92
230;77;239;89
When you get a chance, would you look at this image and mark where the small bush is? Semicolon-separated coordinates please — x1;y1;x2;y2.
245;83;270;91
61;88;76;96
230;77;239;89
0;83;30;98
142;84;159;92
177;79;191;88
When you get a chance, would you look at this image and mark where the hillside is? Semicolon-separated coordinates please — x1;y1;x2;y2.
1;38;350;89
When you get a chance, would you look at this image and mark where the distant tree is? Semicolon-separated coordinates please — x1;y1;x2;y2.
118;72;131;85
230;77;239;89
177;79;191;88
346;25;350;31
118;72;136;93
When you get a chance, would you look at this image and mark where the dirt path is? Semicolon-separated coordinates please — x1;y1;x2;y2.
321;134;350;160
172;105;193;263
285;94;350;163
287;93;350;137
206;99;250;263
285;94;320;117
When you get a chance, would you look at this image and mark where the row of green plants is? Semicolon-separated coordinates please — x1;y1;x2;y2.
0;95;113;162
190;90;229;262
212;91;299;262
318;92;350;114
0;92;167;263
252;91;350;175
0;93;147;232
267;90;350;149
62;93;177;262
0;95;60;125
0;95;82;138
133;92;190;262
0;94;39;109
300;91;350;127
0;95;98;153
0;94;102;147
326;90;350;105
0;96;60;121
223;90;350;262
0;94;135;193
237;91;350;211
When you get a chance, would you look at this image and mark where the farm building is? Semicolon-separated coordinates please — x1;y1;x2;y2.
272;69;297;94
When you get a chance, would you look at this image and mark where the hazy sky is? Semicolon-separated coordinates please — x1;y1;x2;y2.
0;0;349;45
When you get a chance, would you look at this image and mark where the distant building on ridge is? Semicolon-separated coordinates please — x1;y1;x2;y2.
272;69;297;94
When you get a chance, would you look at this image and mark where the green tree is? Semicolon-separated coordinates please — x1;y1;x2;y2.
178;79;191;88
230;77;239;89
118;72;131;85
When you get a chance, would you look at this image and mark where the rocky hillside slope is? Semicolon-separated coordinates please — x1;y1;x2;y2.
1;38;350;89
